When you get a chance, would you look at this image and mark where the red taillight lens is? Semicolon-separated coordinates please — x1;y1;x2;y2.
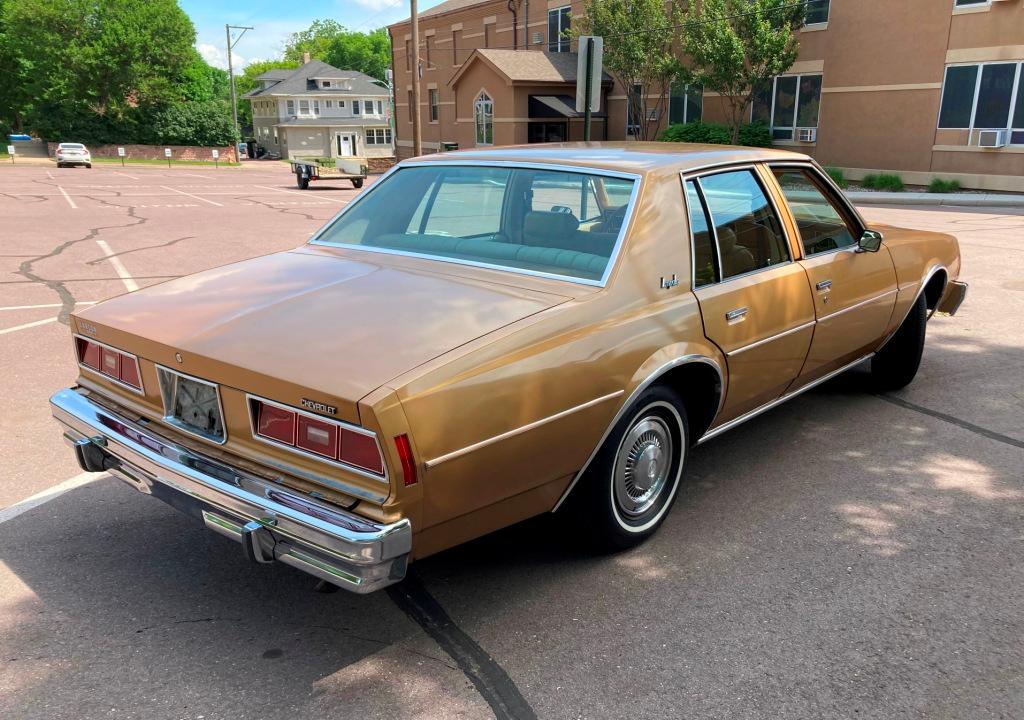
394;434;417;486
256;403;296;445
339;429;384;475
297;414;338;458
75;336;142;391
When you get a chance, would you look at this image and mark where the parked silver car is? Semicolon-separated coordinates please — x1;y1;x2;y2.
56;143;92;168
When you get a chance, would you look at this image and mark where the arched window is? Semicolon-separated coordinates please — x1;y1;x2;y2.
474;91;493;146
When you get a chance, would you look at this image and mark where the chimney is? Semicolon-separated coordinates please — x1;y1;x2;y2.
303;51;311;64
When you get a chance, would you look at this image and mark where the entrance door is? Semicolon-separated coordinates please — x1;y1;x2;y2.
337;134;354;156
768;166;898;385
687;168;816;423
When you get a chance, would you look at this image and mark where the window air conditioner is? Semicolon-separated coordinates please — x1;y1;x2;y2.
796;127;817;143
977;129;1008;148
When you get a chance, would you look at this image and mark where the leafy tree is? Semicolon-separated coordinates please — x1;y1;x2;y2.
152;101;239;146
283;18;345;64
233;59;298;130
572;0;686;141
180;49;230;103
680;0;804;143
325;28;391;82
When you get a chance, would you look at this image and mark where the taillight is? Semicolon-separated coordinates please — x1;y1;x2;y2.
394;434;417;486
249;397;385;478
75;335;143;392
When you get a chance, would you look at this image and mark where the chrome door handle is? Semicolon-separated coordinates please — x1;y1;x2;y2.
816;279;833;291
725;307;749;322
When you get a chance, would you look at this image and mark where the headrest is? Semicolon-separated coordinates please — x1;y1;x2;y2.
524;211;579;241
717;226;737;253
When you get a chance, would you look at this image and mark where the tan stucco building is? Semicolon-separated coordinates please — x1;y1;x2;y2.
389;0;1024;191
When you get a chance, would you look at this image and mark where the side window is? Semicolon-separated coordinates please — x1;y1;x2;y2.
698;170;790;280
685;180;717;288
772;168;856;255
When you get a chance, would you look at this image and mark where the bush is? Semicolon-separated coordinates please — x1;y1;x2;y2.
659;120;772;148
824;166;848;189
862;173;904;192
151;101;239;146
928;178;961;193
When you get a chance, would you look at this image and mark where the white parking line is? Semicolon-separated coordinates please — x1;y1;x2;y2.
176;172;215;180
0;301;96;311
113;171;139;180
0;472;102;525
254;184;349;204
160;184;223;207
0;316;59;335
46;170;54;180
95;239;139;292
57;185;78;209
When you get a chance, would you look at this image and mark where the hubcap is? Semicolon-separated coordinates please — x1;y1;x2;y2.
613;416;674;517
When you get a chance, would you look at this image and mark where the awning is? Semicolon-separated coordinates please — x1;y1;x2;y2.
528;95;607;119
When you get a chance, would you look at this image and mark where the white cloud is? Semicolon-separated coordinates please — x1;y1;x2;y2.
197;42;247;70
350;0;404;9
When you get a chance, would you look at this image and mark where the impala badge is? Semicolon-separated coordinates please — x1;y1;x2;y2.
301;398;337;416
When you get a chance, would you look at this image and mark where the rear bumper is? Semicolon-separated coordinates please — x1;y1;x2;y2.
49;388;410;594
936;280;968;316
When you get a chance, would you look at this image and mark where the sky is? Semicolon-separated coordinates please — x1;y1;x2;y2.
181;0;448;69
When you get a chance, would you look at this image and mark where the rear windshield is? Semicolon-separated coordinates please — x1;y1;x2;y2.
59;143;85;149
312;165;638;284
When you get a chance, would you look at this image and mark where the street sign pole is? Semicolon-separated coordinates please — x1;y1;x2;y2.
583;40;594;142
576;36;603;143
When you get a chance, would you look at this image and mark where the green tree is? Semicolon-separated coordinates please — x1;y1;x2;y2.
233;59;298;130
573;0;686;141
680;0;804;143
180;49;230;103
283;18;345;64
325;27;391;82
153;101;238;146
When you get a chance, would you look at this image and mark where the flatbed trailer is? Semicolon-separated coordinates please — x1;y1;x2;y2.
290;157;368;189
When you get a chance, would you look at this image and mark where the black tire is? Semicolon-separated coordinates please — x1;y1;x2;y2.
296;173;309;190
56;163;64;168
570;385;688;550
86;163;91;169
352;178;364;189
872;293;926;391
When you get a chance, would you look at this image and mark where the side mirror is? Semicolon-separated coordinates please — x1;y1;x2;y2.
858;230;883;253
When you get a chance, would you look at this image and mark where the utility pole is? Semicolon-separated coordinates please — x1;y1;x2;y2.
225;24;254;146
410;0;422;156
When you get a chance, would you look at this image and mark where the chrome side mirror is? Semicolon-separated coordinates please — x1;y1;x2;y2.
858;230;883;253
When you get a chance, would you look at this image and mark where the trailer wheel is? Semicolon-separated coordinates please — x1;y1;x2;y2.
352;178;364;189
296;172;309;190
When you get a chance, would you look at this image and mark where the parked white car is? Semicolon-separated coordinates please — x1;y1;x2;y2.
56;143;92;168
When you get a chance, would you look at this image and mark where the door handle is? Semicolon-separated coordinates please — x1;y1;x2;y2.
725;307;748;322
816;279;833;292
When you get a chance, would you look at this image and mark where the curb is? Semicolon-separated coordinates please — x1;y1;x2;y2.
847;191;1024;208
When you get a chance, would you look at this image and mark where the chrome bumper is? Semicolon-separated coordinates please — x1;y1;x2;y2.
936;280;968;317
49;388;411;593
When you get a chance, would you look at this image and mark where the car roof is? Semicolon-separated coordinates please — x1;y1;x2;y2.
407;142;811;176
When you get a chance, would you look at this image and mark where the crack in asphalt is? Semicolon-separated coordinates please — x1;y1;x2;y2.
241;193;326;223
15;199;148;324
86;235;194;266
876;394;1024;450
388;572;538;720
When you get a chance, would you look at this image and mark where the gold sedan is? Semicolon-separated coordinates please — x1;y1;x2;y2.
50;143;967;593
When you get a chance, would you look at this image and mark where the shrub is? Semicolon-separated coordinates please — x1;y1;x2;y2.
862;173;904;192
659;121;772;148
928;178;961;193
824;166;848;189
151;101;239;146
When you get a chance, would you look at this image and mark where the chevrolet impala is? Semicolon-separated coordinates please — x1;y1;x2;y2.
50;143;967;593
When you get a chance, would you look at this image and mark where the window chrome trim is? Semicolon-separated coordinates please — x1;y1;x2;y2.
727;320;817;357
73;333;145;396
246;393;388;484
424;390;624;470
551;354;724;512
308;160;644;289
155;364;228;446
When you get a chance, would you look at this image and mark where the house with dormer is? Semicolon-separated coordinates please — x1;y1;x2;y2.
244;56;394;166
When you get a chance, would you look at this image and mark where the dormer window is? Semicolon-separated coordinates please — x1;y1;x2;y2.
322;80;331;88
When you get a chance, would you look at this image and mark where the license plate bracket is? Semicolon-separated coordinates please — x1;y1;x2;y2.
157;366;226;443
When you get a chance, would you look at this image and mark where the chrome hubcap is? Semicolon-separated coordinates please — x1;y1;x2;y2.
614;416;674;517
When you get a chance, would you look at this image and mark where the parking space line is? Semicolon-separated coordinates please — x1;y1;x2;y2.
57;185;78;209
113;171;139;180
46;170;54;180
0;301;96;311
0;316;59;335
95;239;139;292
0;472;102;524
160;185;223;207
254;184;349;204
176;172;215;180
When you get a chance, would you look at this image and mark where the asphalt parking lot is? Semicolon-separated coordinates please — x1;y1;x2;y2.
1;161;1022;719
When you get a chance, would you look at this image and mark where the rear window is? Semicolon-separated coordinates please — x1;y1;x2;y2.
312;164;638;284
59;143;85;150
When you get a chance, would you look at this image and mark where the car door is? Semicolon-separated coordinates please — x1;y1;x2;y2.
768;165;898;385
685;167;817;424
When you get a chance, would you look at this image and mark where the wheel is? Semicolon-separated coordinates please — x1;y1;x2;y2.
570;385;688;550
86;163;91;168
352;178;364;189
872;293;926;391
296;173;309;190
56;163;64;168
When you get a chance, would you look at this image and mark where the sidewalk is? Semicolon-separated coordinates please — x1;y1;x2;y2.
847;190;1024;207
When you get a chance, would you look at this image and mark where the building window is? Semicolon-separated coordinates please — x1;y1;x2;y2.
805;0;829;25
474;91;493;145
313;100;320;115
452;30;458;64
322;80;331;88
273;128;278;144
353;99;361;115
408;90;414;122
548;7;571;52
340;100;346;109
286;100;295;116
377;100;383;115
299;99;310;116
405;40;411;71
364;100;374;115
669;82;703;124
429;89;439;122
627;84;643;136
484;24;491;48
426;35;433;68
939;62;1024;143
366;128;393;145
752;74;822;140
954;0;989;6
325;100;333;109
